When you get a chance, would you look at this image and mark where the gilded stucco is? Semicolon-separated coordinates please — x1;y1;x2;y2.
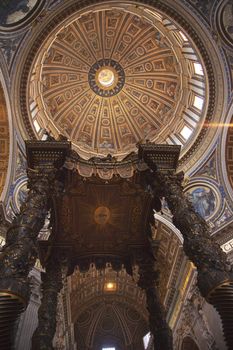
28;5;206;160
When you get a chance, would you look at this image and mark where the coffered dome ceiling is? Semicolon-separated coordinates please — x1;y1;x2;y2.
28;3;206;160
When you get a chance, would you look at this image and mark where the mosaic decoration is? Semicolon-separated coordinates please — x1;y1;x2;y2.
185;185;217;219
14;180;28;212
15;149;27;180
28;5;206;160
222;2;233;37
220;1;233;48
7;176;28;219
0;0;38;26
194;152;217;179
5;145;27;220
189;148;233;231
188;0;213;20
213;202;233;230
0;34;25;69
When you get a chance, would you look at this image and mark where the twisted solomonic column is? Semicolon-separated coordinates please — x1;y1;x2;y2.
143;169;233;349
0;140;70;350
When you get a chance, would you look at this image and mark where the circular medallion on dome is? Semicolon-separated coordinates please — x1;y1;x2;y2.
28;4;207;160
88;59;125;96
98;69;115;87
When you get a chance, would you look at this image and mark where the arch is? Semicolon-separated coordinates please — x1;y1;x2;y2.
0;81;10;199
74;298;148;350
69;265;148;323
221;99;233;201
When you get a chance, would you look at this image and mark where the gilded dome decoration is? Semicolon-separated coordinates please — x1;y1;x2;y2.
89;59;125;96
28;4;207;160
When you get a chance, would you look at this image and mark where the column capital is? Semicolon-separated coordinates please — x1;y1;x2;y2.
138;143;180;172
26;140;71;172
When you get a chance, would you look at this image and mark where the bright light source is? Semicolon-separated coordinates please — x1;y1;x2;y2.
194;62;203;75
98;68;115;87
107;282;114;289
143;332;150;349
104;282;117;292
102;348;115;350
193;96;204;110
180;125;193;140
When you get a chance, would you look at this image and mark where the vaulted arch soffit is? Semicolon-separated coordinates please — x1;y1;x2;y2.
222;100;233;201
0;80;10;201
68;217;185;323
73;296;148;349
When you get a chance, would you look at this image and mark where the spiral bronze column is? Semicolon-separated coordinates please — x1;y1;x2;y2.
144;169;233;349
0;140;70;349
138;143;233;348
